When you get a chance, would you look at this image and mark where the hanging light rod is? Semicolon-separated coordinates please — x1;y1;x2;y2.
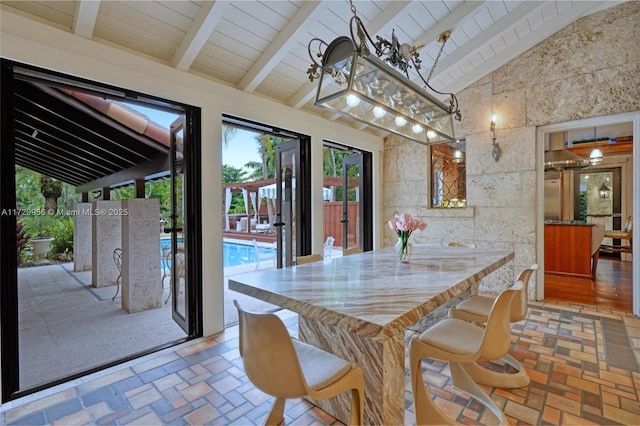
306;0;461;145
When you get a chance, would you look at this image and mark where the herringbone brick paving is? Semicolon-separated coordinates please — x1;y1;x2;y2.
2;301;639;425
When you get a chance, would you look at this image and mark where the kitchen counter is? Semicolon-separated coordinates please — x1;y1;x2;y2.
544;220;592;225
545;222;597;279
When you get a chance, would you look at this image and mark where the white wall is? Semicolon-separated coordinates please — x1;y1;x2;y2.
0;9;384;401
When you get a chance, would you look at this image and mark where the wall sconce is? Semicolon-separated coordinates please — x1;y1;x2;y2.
490;115;500;162
598;182;610;199
452;139;465;164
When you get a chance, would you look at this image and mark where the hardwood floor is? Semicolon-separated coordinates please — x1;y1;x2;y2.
544;257;633;311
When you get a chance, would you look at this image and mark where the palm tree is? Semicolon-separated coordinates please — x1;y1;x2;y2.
40;175;63;212
323;146;338;201
222;125;237;148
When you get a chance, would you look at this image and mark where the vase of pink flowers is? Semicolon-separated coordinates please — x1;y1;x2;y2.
388;213;427;263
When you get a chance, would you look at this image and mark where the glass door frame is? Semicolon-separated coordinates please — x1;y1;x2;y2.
0;59;203;402
341;155;363;250
343;151;373;252
275;138;311;266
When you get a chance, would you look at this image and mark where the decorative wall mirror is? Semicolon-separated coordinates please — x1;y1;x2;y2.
430;139;466;208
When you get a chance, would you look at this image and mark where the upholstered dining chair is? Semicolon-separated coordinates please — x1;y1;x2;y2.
233;300;364;426
410;283;522;425
448;264;539;388
295;253;323;265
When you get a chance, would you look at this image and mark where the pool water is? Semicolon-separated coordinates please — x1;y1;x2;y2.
223;241;275;268
160;239;275;268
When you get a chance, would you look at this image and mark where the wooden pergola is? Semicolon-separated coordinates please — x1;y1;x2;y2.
222;176;360;238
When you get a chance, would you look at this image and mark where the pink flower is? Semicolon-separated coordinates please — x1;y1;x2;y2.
388;213;427;238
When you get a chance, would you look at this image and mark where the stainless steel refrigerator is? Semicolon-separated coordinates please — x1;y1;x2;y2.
544;172;561;220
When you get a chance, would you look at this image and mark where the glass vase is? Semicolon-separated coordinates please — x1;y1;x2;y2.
395;238;412;263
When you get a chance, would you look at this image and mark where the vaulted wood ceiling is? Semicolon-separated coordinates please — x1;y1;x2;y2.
1;0;623;139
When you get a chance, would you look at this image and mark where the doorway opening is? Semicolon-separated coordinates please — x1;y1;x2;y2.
221;115;311;326
1;60;202;402
538;114;637;314
322;141;373;255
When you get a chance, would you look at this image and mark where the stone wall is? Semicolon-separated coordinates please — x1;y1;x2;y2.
383;2;640;294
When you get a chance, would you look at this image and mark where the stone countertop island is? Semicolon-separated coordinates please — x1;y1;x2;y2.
229;245;513;425
545;222;599;279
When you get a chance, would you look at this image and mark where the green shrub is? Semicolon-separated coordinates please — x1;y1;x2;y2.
50;216;74;254
19;213;57;239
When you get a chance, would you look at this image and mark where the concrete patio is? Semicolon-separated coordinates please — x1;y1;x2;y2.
17;260;280;392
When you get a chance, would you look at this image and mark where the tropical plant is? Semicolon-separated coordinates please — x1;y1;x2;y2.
20;213;58;239
40;175;63;212
49;216;74;254
222;125;237;147
16;213;28;258
223;164;248;213
15;165;43;211
244;134;289;181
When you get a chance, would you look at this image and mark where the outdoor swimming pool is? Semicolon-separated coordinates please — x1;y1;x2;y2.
160;239;275;268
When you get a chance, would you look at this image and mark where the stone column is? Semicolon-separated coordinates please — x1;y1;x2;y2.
121;198;161;313
91;200;122;288
73;202;93;272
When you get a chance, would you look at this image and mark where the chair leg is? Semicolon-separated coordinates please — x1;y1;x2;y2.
451;362;508;425
462;354;530;388
164;276;173;304
591;248;600;279
264;397;286;425
111;275;121;301
410;340;458;425
348;386;364;426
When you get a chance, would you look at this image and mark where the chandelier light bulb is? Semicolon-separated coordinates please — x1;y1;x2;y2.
426;130;437;139
306;10;461;145
346;94;360;107
373;106;386;118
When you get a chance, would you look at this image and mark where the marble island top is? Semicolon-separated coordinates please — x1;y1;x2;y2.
229;245;514;340
544;220;594;226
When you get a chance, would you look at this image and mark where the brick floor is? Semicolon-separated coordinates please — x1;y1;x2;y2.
2;301;639;425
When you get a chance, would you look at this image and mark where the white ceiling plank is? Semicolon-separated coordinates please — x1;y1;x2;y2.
237;1;327;93
288;81;318;109
425;1;541;82
5;0;626;135
540;1;559;22
411;1;485;51
287;1;414;109
445;1;607;95
73;0;100;39
171;1;231;71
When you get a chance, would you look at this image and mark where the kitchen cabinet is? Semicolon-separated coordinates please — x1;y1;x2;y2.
544;223;598;279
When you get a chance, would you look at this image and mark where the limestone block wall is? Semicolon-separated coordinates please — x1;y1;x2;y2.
383;2;640;295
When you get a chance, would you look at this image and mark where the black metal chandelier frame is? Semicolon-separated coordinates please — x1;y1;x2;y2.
306;1;461;145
